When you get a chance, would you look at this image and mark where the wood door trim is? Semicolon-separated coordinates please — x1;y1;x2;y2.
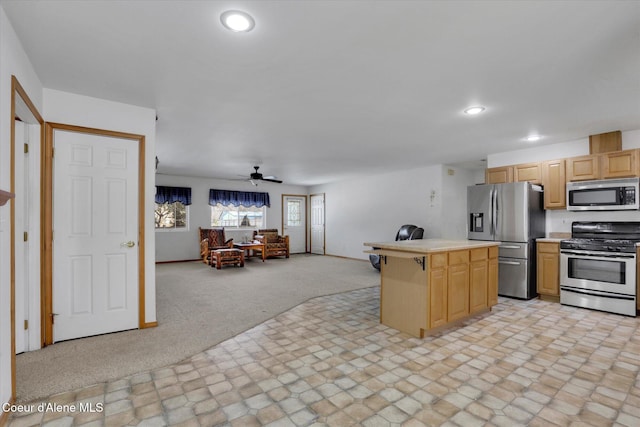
43;122;147;345
10;76;44;401
281;194;308;253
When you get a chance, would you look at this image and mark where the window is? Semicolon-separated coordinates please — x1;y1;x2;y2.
208;188;270;229
211;204;265;228
287;199;302;226
155;185;191;231
155;202;188;230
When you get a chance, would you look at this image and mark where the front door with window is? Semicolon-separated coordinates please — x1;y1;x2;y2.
52;129;139;342
283;195;306;254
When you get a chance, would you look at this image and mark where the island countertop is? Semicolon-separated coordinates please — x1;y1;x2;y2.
364;238;501;254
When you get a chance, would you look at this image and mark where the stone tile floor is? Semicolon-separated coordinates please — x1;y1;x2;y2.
6;286;640;426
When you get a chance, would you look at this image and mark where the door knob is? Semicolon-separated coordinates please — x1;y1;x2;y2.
121;241;135;248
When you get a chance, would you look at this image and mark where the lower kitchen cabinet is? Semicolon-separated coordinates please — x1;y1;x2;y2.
537;241;560;300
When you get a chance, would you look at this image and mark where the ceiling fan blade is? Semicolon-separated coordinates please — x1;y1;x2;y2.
261;178;283;183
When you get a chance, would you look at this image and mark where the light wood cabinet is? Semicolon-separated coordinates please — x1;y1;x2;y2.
542;159;566;209
602;149;638;178
469;248;489;314
589;131;622;154
537;241;560;299
566;149;639;181
488;249;499;307
375;243;499;337
486;166;513;184
566;155;599;181
514;162;542;184
428;264;447;328
448;263;470;322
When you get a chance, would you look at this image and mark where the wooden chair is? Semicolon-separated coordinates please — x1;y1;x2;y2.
252;229;290;259
199;227;233;264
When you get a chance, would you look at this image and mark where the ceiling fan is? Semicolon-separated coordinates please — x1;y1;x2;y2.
246;166;282;185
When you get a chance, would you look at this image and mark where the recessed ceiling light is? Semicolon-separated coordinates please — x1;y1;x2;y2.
220;10;255;32
464;106;485;115
525;135;542;142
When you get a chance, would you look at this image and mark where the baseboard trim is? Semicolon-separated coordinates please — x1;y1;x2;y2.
156;259;201;264
324;254;368;263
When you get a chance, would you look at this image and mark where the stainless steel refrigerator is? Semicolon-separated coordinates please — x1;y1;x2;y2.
467;182;546;299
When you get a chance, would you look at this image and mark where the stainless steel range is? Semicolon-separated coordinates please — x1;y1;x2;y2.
560;222;639;317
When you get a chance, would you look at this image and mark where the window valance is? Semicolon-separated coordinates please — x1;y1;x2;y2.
155;186;192;205
209;189;271;208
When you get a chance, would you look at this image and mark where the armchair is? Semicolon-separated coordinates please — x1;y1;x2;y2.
252;229;290;259
199;227;233;264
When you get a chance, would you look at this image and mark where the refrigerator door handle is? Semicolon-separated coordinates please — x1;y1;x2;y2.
494;187;499;238
499;260;522;266
489;187;497;239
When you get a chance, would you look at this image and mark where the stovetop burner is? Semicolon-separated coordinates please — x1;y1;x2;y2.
561;221;640;253
560;238;640;253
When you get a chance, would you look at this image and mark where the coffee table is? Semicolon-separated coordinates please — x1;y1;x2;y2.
233;241;266;262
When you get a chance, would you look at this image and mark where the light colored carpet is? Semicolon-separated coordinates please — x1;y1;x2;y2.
15;254;379;402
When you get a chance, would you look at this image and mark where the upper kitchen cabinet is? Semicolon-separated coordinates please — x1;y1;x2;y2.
602;149;639;179
486;162;542;185
514;162;542;184
542;159;566;209
566;155;599;181
486;166;513;184
567;149;639;181
589;131;622;154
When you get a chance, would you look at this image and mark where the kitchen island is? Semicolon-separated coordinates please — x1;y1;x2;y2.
364;239;500;338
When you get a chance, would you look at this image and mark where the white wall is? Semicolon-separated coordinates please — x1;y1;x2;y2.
309;164;479;260
0;4;44;410
488;129;640;235
155;174;308;262
43;89;158;324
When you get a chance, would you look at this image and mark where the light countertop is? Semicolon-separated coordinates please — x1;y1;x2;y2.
364;239;500;254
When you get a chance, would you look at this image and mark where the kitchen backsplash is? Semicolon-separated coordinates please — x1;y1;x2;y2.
546;209;640;235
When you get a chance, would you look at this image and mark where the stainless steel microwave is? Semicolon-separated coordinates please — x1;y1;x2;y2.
566;177;639;211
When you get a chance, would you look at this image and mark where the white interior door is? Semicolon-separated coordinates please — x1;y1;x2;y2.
311;194;325;255
52;130;139;342
14;121;27;353
283;196;306;254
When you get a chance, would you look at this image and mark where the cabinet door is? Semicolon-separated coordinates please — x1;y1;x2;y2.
488;256;498;306
537;242;560;296
428;267;447;328
486;166;513;184
469;260;488;314
567;155;599;181
589;131;622;154
542;159;566;209
602;149;639;179
447;263;469;322
514;162;542;184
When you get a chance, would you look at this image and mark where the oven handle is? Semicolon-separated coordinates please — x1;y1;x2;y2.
560;250;636;259
561;286;636;300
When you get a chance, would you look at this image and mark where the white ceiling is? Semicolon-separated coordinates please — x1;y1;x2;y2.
3;0;640;186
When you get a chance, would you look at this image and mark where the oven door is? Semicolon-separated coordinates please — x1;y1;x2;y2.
560;249;636;296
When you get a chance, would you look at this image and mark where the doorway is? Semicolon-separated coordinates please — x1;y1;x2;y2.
10;76;44;398
310;193;325;255
282;195;307;253
43;123;147;344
